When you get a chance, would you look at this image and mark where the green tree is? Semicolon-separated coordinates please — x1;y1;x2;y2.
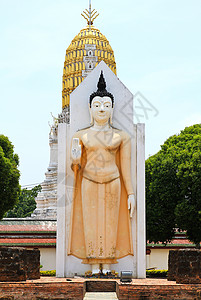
0;135;20;220
146;124;201;247
6;185;41;218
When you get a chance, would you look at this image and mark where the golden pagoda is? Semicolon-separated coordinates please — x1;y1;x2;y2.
62;1;117;109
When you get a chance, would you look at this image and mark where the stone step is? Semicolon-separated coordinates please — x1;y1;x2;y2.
84;292;118;299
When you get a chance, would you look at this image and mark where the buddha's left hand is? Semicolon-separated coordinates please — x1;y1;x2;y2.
128;194;135;218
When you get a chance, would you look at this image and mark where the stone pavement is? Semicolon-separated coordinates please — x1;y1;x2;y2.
84;292;118;299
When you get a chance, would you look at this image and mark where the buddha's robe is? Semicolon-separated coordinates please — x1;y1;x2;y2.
68;127;134;264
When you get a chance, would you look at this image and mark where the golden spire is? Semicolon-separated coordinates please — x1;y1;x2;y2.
62;1;117;108
81;0;99;29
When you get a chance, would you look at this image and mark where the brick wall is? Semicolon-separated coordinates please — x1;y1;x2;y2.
0;247;40;281
168;249;201;284
84;280;117;292
0;282;83;300
118;284;201;299
0;281;201;300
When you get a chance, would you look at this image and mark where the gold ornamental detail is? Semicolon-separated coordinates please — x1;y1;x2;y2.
61;1;116;109
81;0;99;28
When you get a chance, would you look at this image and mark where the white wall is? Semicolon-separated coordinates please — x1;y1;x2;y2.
39;247;170;271
146;249;169;270
40;248;56;271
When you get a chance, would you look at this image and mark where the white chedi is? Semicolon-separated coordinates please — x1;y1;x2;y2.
31;115;58;219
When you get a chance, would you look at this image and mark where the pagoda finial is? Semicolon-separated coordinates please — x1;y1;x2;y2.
81;0;99;29
89;0;92;28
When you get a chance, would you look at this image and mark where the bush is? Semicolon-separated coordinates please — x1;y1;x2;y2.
40;269;168;278
146;269;168;278
40;270;56;276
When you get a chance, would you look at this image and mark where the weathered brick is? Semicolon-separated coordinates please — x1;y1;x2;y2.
85;280;117;292
0;282;84;300
118;284;201;299
0;247;40;281
168;249;201;284
0;279;201;299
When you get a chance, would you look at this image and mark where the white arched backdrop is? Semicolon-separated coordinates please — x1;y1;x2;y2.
56;61;146;278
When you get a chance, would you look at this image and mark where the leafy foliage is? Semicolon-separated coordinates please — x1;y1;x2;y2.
6;185;41;218
146;124;201;246
40;270;56;276
146;269;168;278
0;135;20;220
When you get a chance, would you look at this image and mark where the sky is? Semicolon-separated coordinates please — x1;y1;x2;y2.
0;0;201;187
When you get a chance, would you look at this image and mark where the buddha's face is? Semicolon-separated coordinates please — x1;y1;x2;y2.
91;96;113;125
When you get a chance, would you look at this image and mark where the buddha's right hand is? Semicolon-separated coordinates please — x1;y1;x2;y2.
71;138;82;164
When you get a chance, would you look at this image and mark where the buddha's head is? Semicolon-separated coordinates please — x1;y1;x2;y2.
89;71;114;125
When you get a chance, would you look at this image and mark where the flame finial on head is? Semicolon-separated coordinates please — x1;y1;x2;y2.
97;71;107;92
89;71;114;107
